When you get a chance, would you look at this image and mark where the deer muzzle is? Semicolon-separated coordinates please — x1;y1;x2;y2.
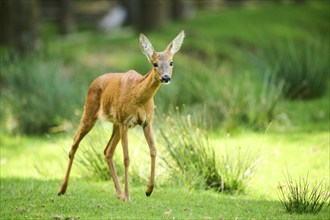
160;75;171;84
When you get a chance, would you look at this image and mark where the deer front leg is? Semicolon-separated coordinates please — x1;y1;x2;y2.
120;124;130;201
143;124;156;197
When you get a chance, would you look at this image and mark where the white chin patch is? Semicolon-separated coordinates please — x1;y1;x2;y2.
162;81;171;85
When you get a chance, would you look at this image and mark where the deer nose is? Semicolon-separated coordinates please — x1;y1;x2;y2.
161;75;171;84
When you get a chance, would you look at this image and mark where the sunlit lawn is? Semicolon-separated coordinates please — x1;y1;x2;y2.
1;97;329;219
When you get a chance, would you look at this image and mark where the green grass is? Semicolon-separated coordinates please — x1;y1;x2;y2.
1;178;329;220
1;99;329;219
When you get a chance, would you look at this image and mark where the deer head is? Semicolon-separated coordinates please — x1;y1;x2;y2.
139;30;185;84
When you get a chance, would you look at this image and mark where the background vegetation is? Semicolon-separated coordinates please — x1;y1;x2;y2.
1;0;329;219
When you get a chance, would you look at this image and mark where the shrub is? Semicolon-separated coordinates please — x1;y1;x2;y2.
217;73;284;130
0;50;82;134
159;109;259;192
157;65;284;131
258;38;329;99
278;171;330;214
218;146;260;192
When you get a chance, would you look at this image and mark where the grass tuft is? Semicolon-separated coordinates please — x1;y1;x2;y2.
218;146;260;193
76;141;115;181
278;171;330;214
159;109;259;193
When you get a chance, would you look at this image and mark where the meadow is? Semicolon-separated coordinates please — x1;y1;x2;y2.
1;1;329;219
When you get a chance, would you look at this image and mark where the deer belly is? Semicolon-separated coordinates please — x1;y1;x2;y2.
97;105;116;123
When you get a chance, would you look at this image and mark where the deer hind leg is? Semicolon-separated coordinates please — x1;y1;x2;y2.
120;124;130;201
58;91;100;196
104;124;123;200
143;124;156;197
58;112;97;195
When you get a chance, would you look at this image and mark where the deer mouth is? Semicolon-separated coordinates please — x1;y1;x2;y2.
160;80;171;85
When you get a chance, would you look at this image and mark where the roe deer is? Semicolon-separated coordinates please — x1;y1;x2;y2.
58;31;185;201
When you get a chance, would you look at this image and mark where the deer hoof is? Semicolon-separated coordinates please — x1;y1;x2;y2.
146;184;154;197
146;188;153;197
58;190;65;196
117;192;130;202
58;186;67;196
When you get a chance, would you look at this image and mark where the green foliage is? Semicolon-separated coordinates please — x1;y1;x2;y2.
160;111;220;191
159;109;259;193
0;50;83;134
214;73;284;130
258;38;329;99
278;171;330;214
2;2;328;134
157;59;284;131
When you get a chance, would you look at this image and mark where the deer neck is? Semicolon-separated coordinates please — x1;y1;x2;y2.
135;69;161;104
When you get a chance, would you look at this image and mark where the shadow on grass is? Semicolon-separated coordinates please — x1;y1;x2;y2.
1;177;329;219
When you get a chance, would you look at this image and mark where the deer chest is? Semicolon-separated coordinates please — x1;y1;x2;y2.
126;112;149;128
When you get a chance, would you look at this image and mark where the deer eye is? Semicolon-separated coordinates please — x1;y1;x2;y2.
153;63;158;68
169;61;173;66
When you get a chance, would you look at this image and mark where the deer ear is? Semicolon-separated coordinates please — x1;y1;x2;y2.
166;30;185;56
139;33;155;61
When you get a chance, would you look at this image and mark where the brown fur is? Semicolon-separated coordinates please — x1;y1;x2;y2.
58;31;185;201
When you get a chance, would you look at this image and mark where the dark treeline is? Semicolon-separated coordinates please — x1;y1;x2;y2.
0;0;307;54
